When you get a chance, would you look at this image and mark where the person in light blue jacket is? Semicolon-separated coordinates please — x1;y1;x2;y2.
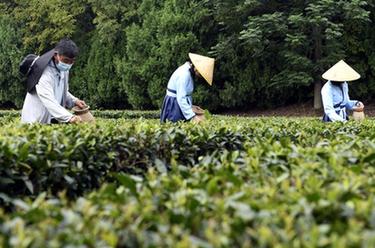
160;53;215;123
321;60;364;122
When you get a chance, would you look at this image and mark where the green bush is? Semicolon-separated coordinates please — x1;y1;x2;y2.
0;110;160;119
0;118;245;200
2;117;375;247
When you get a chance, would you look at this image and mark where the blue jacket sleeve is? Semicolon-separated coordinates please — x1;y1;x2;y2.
176;75;195;120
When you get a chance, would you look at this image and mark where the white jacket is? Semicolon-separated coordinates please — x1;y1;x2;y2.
21;62;77;124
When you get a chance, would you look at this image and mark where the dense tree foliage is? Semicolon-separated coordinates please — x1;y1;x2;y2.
0;0;373;110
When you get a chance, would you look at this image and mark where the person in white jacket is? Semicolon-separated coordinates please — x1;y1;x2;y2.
21;38;86;124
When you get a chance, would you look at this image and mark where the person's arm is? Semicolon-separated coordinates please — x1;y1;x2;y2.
176;74;195;120
35;74;73;123
321;84;346;122
65;73;77;108
343;83;358;110
65;72;84;109
67;91;87;109
66;92;78;109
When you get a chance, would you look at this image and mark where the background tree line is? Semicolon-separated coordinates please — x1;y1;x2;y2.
0;0;373;111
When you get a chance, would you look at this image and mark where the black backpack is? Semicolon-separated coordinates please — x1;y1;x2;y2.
19;54;39;76
19;49;55;92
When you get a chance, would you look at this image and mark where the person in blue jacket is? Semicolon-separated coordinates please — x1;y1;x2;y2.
160;53;215;123
321;60;364;122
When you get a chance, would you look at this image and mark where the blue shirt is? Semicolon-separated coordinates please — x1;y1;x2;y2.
321;81;357;122
166;62;195;120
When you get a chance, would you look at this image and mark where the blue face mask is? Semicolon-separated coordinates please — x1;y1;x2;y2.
56;61;73;72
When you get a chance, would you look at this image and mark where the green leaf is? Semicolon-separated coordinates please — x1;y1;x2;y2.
115;173;137;196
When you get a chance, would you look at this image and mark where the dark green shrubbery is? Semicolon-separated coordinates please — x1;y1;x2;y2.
2;117;375;247
0;1;373;110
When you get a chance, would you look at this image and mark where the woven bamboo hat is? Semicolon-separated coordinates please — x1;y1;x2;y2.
189;53;215;85
72;106;95;123
322;60;360;82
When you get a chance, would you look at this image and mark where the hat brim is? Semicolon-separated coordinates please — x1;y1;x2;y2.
189;53;215;85
322;60;361;82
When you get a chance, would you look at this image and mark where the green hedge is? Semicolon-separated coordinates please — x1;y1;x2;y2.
0;119;245;201
1;117;375;201
91;110;160;119
0;110;160;120
2;117;375;246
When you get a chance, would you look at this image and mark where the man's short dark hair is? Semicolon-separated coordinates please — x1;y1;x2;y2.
55;38;79;59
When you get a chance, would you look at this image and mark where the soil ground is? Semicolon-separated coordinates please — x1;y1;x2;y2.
221;101;375;117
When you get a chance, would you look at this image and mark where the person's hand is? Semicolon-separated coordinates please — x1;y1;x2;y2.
192;105;204;115
354;101;364;112
75;99;87;109
69;115;82;124
192;115;204;124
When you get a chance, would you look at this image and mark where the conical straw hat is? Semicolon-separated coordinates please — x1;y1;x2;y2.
322;60;360;82
189;53;215;85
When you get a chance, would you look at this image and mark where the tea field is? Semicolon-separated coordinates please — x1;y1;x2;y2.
1;112;375;247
